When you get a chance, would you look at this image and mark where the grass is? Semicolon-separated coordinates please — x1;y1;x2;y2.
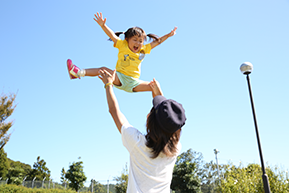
0;184;75;193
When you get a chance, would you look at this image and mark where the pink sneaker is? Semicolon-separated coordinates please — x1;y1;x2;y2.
67;59;80;79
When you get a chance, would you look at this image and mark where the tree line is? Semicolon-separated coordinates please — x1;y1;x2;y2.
1;148;289;193
113;149;289;193
1;92;289;193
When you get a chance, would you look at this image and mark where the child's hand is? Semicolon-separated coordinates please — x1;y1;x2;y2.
94;12;107;27
168;27;177;37
150;78;163;97
98;69;116;85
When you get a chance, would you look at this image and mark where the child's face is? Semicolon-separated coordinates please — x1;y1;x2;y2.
127;35;145;53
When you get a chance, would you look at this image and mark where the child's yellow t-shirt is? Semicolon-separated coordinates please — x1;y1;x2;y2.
114;39;151;78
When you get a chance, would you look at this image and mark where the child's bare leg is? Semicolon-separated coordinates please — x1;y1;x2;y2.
82;67;121;86
83;67;113;77
84;68;102;77
133;79;163;98
133;82;152;92
133;82;156;98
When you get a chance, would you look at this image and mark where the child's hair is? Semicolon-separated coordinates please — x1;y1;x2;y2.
109;26;160;43
145;107;181;159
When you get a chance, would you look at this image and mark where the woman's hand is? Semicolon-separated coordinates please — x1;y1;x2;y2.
149;78;163;97
98;69;116;85
94;12;107;27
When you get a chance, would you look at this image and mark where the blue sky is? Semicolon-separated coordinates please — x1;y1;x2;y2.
1;0;288;185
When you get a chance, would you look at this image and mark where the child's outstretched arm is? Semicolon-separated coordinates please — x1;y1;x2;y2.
150;27;177;49
94;12;120;44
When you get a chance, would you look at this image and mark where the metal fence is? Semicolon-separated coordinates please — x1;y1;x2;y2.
22;181;59;189
80;179;117;193
0;178;220;193
0;178;115;193
0;179;67;190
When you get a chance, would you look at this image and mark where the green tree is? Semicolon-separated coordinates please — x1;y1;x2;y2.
202;160;221;180
89;179;107;193
0;149;9;179
266;164;289;193
5;159;33;185
6;166;24;185
171;148;201;193
29;156;51;181
200;160;228;192
8;159;32;177
216;162;289;193
0;93;16;150
60;167;68;185
114;163;128;193
65;159;87;192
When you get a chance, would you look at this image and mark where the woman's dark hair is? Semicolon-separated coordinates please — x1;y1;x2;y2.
145;107;181;159
109;26;160;43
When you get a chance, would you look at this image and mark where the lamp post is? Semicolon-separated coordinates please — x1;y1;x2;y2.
91;179;94;193
240;62;271;193
107;175;111;193
213;149;221;180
